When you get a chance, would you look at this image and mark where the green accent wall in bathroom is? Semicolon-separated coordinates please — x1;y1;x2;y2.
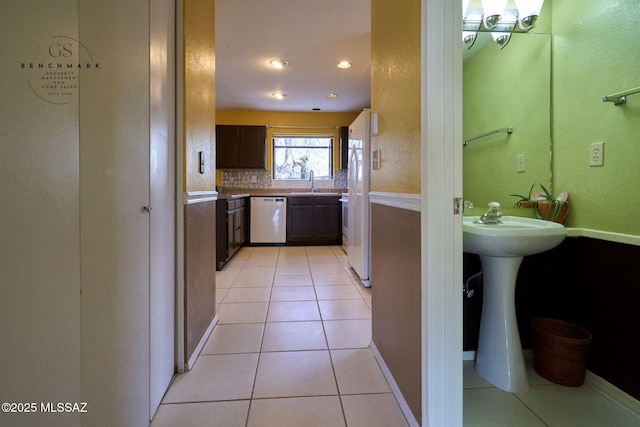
552;0;640;235
463;33;551;209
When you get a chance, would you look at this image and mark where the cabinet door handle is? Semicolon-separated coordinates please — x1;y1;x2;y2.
143;205;152;213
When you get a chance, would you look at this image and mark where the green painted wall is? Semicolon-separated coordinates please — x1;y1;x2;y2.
552;0;640;235
463;33;551;209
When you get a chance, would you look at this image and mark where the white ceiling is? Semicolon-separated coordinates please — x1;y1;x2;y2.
215;0;371;113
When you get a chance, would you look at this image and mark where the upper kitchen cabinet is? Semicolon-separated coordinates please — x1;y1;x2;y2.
216;125;267;169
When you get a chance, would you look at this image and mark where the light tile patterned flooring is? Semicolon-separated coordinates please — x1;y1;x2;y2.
151;245;640;426
464;360;640;426
151;246;410;427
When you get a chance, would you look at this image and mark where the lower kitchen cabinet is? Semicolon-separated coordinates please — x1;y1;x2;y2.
216;197;247;270
287;196;341;245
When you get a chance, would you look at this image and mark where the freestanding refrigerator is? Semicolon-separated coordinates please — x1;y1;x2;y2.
347;109;371;287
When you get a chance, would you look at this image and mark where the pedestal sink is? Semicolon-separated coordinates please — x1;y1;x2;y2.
463;216;567;393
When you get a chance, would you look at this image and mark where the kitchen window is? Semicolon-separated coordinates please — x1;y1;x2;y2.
272;135;333;180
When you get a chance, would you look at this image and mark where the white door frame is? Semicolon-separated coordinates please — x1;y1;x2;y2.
421;0;464;425
149;0;177;417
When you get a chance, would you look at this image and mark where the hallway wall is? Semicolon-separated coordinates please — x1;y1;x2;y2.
370;0;423;422
182;0;218;370
0;1;177;426
370;0;421;194
1;3;82;426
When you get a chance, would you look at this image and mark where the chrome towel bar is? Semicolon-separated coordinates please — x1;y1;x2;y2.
463;126;513;147
602;86;640;106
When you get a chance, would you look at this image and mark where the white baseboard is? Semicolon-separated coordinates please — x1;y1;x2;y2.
586;370;640;420
370;341;420;427
185;315;218;371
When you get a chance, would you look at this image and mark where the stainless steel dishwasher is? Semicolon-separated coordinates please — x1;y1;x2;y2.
250;197;287;243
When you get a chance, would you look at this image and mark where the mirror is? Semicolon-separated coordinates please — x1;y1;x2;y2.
463;32;551;209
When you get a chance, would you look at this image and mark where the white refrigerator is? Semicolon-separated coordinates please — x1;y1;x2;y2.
347;109;371;287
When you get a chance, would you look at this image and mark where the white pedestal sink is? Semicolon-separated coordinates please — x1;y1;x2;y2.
463;216;567;393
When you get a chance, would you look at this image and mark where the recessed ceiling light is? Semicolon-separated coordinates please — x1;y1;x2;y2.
327;93;338;98
337;61;352;69
272;92;286;100
269;59;289;69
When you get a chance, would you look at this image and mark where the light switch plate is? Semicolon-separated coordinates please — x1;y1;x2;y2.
372;149;380;170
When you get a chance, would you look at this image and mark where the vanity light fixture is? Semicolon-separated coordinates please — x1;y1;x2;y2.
462;0;544;50
480;0;508;30
462;0;479;50
272;92;286;100
491;32;511;49
269;59;288;69
463;31;477;50
513;0;544;31
337;61;352;69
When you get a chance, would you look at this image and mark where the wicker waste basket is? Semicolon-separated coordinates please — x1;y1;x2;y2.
530;318;592;387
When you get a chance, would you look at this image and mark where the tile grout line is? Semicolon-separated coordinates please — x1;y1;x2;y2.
244;246;279;427
210;246;379;426
311;247;350;427
512;393;551;427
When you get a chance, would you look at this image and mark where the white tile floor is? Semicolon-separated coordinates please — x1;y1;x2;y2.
464;357;640;426
152;245;640;427
151;246;410;427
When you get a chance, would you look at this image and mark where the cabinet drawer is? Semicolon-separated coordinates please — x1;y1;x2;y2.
287;197;314;205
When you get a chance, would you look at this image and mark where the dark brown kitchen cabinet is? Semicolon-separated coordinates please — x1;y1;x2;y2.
216;197;248;270
287;196;341;245
286;198;314;242
216;125;266;169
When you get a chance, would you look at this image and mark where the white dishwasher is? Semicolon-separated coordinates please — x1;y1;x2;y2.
250;197;287;244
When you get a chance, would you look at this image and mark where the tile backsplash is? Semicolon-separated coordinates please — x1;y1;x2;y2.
219;169;347;190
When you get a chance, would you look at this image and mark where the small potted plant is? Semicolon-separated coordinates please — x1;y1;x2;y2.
534;184;569;224
510;184;569;224
509;183;535;208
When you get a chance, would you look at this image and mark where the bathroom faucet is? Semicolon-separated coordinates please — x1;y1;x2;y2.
309;170;316;192
476;202;503;224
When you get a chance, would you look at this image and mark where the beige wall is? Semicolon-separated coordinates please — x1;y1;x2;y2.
1;3;82;426
184;0;216;192
370;0;421;193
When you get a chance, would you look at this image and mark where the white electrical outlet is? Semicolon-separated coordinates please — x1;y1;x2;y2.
590;142;604;166
516;154;526;172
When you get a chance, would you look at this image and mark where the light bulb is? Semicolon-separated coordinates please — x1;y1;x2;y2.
481;0;508;29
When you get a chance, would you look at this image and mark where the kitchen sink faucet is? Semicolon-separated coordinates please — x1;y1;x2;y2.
309;169;316;192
